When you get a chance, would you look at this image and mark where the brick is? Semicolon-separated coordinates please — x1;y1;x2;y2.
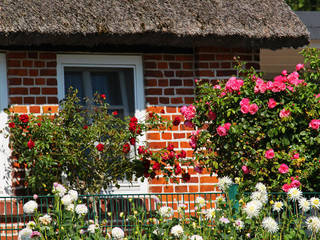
10;97;22;104
197;70;215;77
164;185;174;192
216;70;237;76
180;141;191;148
176;88;194;95
216;54;234;60
144;71;163;77
30;106;41;113
176;71;193;77
209;62;220;68
42;105;59;113
189;185;199;192
150;177;167;185
22;60;33;67
157;62;168;69
146;97;158;105
147;133;160;140
188;177;199;183
146;106;164;113
220;62;231;68
200;185;215;192
158;79;168;86
195;62;209;68
35;78;45;85
145;79;157;87
42;88;57;95
176;55;193;61
46;78;57;85
149;142;166;149
36;97;46;104
144;55;162;60
30;87;40;94
7;52;27;58
163;55;175;61
146;88;162;95
9;88;28;95
173;133;185;139
7;69;28;76
175;186;187;192
246;62;260;69
170;79;182;86
171;97;183;104
23;78;34;85
183;62;193;69
29;69;39;76
7;60;21;67
28;52;38;58
166;106;177;113
185;97;194;104
169;62;181;69
10;106;28;113
196;54;215;61
39;52;56;59
183;79;194;86
149;186;162;193
161;132;172;140
8;78;21;85
34;61;45;67
48;97;58;104
24;97;35;104
40;69;56;76
164;71;174;77
159;97;169;104
144;62;157;68
164;88;174;95
200;176;218;183
47;61;57;67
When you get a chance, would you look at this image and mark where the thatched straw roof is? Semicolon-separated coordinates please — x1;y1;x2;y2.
0;0;310;49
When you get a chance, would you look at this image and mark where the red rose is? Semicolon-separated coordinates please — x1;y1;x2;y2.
136;126;141;134
27;139;35;149
123;143;130;154
37;123;41;127
19;114;29;123
168;151;175;159
173;116;181;126
182;172;191;182
112;111;118;116
167;144;174;152
160;109;165;114
100;94;106;100
129;137;136;145
96;143;104;152
9;122;15;128
138;146;145;155
152;162;161;171
149;112;154;118
174;165;182;175
179;150;186;158
83;125;88;130
129;122;136;132
130;116;138;123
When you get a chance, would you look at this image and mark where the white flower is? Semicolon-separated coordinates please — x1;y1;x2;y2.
298;198;310;212
111;227;125;239
196;197;206;207
18;228;32;240
262;217;279;233
243;200;262;218
53;183;67;197
75;204;88;215
250;191;268;204
306;216;320;233
152;228;163;236
178;204;187;213
255;183;267;193
190;235;203;240
233;219;244;230
23;200;38;214
66;204;75;212
310;197;320;209
159;206;173;218
219;217;230;224
217;176;233;191
205;208;215;220
68;190;78;202
272;201;283;212
215;196;226;203
39;214;52;225
287;188;302;201
61;194;73;206
26;221;36;229
170;225;184;237
87;224;99;234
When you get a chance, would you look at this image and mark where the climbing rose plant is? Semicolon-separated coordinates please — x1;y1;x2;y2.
181;48;320;192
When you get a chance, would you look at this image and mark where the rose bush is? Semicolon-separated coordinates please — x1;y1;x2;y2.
180;48;320;191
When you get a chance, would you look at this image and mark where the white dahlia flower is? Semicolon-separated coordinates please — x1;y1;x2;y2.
18;228;32;240
196;197;205;207
255;183;267;193
66;203;75;212
61;194;73;206
170;225;184;237
310;197;320;209
111;227;125;239
75;204;88;215
243;200;262;218
299;198;310;212
250;191;268;204
306;216;320;233
68;190;78;202
53;183;67;197
272;201;283;212
87;224;99;234
262;217;279;233
159;206;173;218
39;214;52;225
23;200;38;214
190;235;203;240
287;188;302;201
205;208;216;220
26;221;36;229
217;176;233;191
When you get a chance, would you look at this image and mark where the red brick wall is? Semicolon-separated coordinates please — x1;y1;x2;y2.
5;48;259;195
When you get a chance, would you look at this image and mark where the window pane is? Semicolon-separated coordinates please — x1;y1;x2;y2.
64;67;135;117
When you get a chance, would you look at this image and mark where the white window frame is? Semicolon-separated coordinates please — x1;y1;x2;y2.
0;53;12;196
57;54;148;194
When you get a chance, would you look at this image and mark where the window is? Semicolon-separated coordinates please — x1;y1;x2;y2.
57;54;147;193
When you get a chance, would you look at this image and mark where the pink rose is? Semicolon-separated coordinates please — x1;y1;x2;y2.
279;109;291;118
240;98;250;106
208;111;216;120
268;98;277;109
180;105;196;120
291;179;301;188
309;119;320;130
293;153;299;159
184;120;194;128
214;84;221;89
282;70;288;76
242;165;250;174
296;63;304;71
266;81;273;90
249;104;259;115
217;125;227;136
223;123;231;131
241;104;249;114
282;183;291;192
278;164;289;174
265;149;275;159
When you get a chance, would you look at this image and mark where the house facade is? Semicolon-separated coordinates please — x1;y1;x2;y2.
0;0;309;197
